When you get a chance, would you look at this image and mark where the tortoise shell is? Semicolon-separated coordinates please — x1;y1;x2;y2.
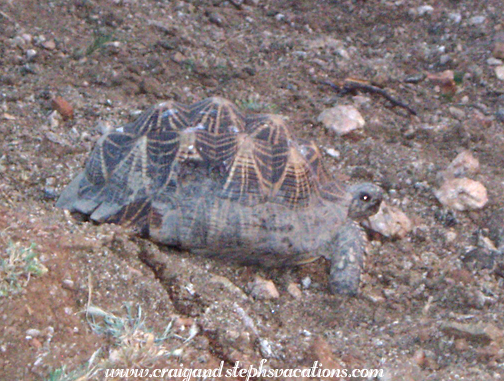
58;97;382;292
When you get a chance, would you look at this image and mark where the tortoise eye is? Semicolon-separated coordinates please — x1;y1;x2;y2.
360;193;371;202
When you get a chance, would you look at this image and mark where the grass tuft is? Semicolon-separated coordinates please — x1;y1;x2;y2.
85;30;114;56
86;302;188;368
239;97;278;113
47;302;198;380
0;242;48;297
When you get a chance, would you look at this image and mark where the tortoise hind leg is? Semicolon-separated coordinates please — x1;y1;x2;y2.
327;222;366;296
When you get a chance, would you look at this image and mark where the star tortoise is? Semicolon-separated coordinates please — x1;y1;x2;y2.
57;97;383;295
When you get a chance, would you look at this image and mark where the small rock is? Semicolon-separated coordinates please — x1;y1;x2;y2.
417;5;434;16
426;70;456;94
405;73;426;83
487;57;503;66
443;150;480;179
324;147;340;159
440;321;503;344
427;70;454;84
41;40;56;50
1;113;16;120
26;49;37;61
62;279;75;290
445;230;458;243
26;329;42;338
21;33;33;44
448;106;465;120
306;36;345;52
301;276;311;289
470;16;486;25
51;96;74;120
448;12;462;23
259;338;274;358
274;13;285;21
208;12;225;27
287;283;302;299
48;110;61;128
249;275;279;299
439;54;451;65
172;51;187;64
366;202;413;239
495;66;504;81
494;42;504;60
30;338;42;349
435;178;488;211
317;105;365;136
352;95;371;107
364;290;386;304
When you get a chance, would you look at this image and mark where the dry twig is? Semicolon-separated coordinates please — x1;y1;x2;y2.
322;78;417;116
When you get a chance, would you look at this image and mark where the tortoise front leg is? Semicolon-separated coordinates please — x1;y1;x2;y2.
327;222;367;296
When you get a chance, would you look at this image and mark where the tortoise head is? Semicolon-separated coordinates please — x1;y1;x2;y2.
347;183;383;221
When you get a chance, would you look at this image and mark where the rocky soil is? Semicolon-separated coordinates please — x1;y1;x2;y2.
1;0;504;380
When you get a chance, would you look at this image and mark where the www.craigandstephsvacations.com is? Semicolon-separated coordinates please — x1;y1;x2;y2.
104;360;384;379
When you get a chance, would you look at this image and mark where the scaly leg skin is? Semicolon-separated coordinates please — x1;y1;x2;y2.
328;222;366;296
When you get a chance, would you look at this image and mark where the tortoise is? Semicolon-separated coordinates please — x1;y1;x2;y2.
57;97;383;295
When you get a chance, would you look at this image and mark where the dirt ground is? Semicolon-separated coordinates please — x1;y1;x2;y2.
1;0;504;380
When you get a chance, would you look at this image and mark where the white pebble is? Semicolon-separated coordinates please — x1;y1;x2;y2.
48;110;61;129
448;12;462;23
259;339;274;358
26;49;37;60
21;33;33;44
496;66;504;81
487;57;503;66
324;147;340;159
26;328;42;337
417;5;434;16
470;16;486;25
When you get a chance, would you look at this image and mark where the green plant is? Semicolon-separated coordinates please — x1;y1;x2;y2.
182;59;196;72
239;98;278;113
0;242;48;296
47;302;197;380
85;30;114;56
86;303;192;368
46;360;100;381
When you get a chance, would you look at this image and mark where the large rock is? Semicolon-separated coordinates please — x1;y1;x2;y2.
317;105;365;136
435;178;488;211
